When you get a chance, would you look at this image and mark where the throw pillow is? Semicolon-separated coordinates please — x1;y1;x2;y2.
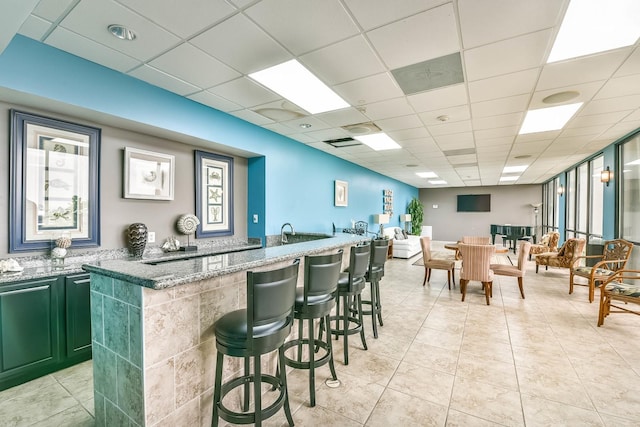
402;229;408;239
394;231;405;240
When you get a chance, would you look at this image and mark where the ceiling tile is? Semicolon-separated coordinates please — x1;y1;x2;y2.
458;0;565;49
149;43;240;88
615;47;640;77
343;0;445;30
47;27;141;72
128;64;200;95
334;73;404;105
408;84;468;112
361;98;416;121
464;29;552;82
376;115;423;132
315;108;369;127
301;36;386;85
580;94;640;116
468;68;539;103
207;77;280;108
117;0;237;38
57;0;181;61
471;113;523;130
428;120;472;136
191;13;291;74
18;15;52;40
187;90;243;112
594;74;640;99
366;4;460;70
528;80;605;110
245;0;359;55
470;94;529;118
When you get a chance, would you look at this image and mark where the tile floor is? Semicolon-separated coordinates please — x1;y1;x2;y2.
3;241;640;426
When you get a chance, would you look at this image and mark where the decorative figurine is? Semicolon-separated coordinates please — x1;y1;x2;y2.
176;214;199;252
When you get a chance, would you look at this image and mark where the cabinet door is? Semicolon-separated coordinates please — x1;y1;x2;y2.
65;273;92;359
0;278;60;376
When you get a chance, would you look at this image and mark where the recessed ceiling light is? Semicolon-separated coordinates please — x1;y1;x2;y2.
429;180;447;185
416;171;438;178
249;59;349;114
354;133;401;151
519;103;583;134
254;108;304;121
108;24;136;41
542;91;580;104
548;0;640;63
299;123;312;129
500;176;519;182
503;165;528;173
437;115;450;122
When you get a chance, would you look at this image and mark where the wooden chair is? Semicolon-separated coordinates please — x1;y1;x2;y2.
420;236;456;289
461;236;491;245
490;241;531;299
535;238;586;274
529;231;559;260
570;239;634;303
458;243;495;305
598;270;640;326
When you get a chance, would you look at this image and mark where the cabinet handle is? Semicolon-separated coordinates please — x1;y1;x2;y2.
1;285;50;295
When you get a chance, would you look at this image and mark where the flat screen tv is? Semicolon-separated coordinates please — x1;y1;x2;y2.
457;194;491;212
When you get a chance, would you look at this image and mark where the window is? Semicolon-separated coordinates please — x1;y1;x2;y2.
620;134;640;243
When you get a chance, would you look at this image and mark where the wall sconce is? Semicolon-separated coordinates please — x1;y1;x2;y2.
601;166;612;186
557;185;564;196
400;214;412;233
373;213;390;237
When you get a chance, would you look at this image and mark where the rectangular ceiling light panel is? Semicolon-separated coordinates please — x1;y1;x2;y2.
503;165;528;173
249;59;349;114
355;133;401;151
548;0;640;63
499;176;519;182
416;171;438;178
519;103;583;134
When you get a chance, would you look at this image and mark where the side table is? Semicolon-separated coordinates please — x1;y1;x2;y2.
386;239;393;259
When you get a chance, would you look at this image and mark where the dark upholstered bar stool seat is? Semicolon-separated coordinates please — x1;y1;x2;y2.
362;239;389;338
282;250;343;407
211;260;299;427
323;243;370;365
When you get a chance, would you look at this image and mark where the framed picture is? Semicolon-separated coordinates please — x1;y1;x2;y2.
195;150;234;237
335;180;348;206
123;147;175;200
9;110;101;252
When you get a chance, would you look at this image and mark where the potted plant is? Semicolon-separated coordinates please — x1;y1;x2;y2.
407;197;424;235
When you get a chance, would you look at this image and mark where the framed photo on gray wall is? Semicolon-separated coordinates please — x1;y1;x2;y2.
123;147;175;200
195;150;234;237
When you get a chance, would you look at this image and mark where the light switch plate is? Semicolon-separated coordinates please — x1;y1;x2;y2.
148;231;156;243
253;214;258;223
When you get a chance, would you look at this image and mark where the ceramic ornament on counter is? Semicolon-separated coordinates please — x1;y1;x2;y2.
127;223;148;258
176;214;199;252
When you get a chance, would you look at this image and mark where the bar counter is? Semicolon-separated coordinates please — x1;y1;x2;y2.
82;233;369;426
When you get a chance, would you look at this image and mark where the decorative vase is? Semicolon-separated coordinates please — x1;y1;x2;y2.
127;223;148;258
51;247;67;269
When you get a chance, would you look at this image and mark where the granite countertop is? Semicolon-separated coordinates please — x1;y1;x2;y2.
82;234;369;290
0;239;262;286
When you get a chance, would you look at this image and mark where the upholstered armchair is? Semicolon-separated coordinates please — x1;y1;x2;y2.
570;239;634;303
458;243;495;305
420;236;456;289
535;238;586;274
598;269;640;326
490;241;531;299
461;236;492;245
529;231;560;260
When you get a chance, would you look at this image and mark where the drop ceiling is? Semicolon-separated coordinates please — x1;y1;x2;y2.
3;0;640;188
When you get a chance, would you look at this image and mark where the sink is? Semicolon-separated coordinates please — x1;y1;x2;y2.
280;232;333;245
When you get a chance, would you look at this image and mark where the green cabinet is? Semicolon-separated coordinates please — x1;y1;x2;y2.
0;273;92;391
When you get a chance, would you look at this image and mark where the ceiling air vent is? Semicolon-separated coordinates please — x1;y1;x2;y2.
341;122;381;135
323;137;362;148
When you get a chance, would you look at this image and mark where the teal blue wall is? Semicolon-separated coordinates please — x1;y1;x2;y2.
0;36;417;239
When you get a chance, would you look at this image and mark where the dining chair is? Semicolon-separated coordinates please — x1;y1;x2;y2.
458;243;495;305
461;236;492;245
529;231;560;260
490;241;531;299
535;238;586;274
570;239;634;303
420;236;456;289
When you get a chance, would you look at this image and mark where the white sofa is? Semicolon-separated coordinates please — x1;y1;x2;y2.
383;227;422;258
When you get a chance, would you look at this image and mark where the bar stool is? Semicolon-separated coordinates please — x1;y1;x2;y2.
211;260;300;427
362;239;389;338
282;250;343;407
322;243;370;365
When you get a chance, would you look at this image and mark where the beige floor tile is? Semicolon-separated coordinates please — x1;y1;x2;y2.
445;408;504;426
450;376;524;426
366;388;447;427
455;352;518;390
403;340;459;374
387;361;454;406
29;404;94;427
0;381;79;426
517;365;594;410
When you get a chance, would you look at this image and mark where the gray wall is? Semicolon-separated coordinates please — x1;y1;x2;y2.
1;101;248;256
420;185;542;242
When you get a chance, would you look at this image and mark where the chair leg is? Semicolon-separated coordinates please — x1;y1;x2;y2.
589;281;596;303
343;295;349;364
569;272;575;295
356;293;368;351
279;346;295;427
374;280;383;327
447;271;451;289
297;317;304;362
254;355;262;427
460;279;468;301
422;267;427;286
212;351;224;427
517;277;525;299
308;317;316;407
324;314;338;381
451;268;455;288
243;358;250;411
483;281;491;305
427;268;432;282
370;282;379;339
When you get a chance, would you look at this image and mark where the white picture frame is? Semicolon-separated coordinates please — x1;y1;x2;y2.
335;180;348;207
124;147;175;200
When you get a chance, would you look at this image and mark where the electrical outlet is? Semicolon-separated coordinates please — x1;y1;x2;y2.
148;231;156;243
253;214;258;223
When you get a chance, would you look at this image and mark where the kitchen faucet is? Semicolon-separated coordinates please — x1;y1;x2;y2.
280;223;295;244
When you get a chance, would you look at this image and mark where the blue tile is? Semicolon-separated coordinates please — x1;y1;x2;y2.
114;279;141;307
103;296;129;359
92;343;117;403
128;306;142;367
91;273;114;296
117;355;144;425
90;291;104;345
